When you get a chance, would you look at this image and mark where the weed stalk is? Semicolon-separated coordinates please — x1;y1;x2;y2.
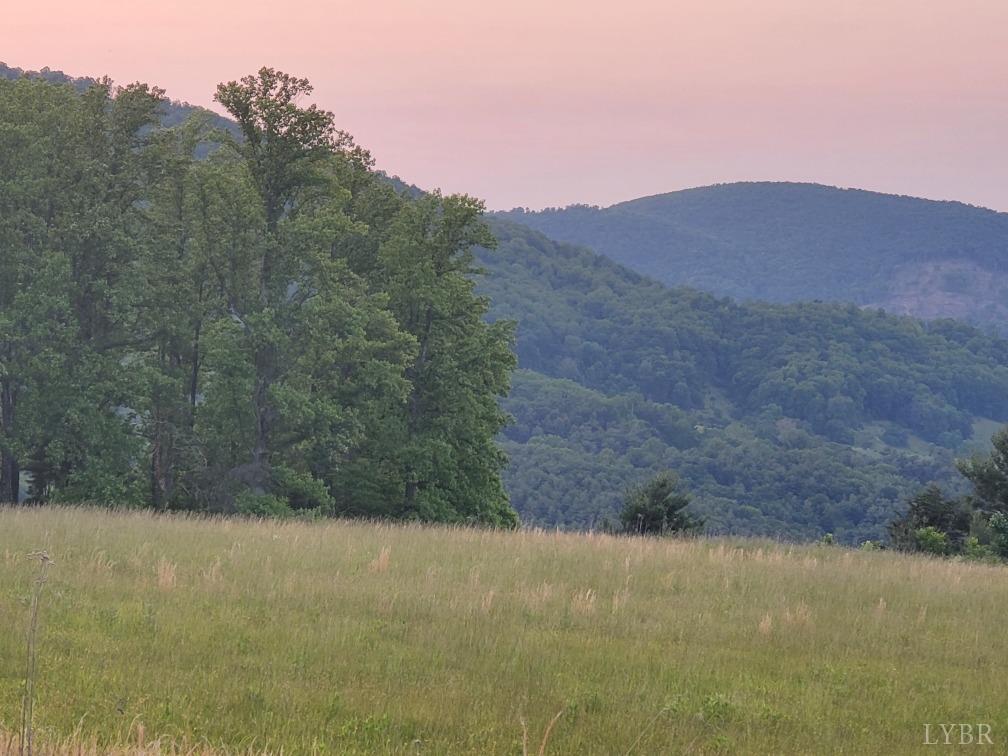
20;550;53;756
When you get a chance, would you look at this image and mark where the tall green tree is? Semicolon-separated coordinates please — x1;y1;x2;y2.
135;114;225;508
205;68;414;510
342;192;518;526
0;77;162;504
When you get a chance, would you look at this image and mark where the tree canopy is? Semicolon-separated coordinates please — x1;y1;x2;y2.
0;70;517;526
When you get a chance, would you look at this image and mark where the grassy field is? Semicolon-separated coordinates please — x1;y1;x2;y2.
1;506;1006;754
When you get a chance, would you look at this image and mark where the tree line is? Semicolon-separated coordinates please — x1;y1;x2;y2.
0;69;517;526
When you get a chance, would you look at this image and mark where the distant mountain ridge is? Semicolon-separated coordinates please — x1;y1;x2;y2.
497;182;1008;331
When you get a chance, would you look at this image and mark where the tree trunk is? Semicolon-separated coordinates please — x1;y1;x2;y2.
250;372;272;495
150;444;162;510
401;305;434;513
189;318;202;427
404;478;418;513
0;379;19;503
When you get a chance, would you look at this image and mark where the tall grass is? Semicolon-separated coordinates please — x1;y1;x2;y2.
1;506;1006;754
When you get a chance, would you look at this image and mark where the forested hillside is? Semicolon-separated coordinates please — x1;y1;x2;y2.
498;183;1008;331
480;222;1008;541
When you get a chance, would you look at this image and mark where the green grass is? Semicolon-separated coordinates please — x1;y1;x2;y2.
1;506;1006;754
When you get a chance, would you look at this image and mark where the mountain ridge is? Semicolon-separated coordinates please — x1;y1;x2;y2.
611;181;1004;216
497;181;1008;331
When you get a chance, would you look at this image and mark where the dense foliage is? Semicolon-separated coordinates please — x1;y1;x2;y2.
889;427;1008;559
0;71;517;525
617;472;701;535
479;222;1008;541
891;429;1008;560
498;182;1008;332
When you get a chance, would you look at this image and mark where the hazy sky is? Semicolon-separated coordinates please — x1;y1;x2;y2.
4;0;1007;211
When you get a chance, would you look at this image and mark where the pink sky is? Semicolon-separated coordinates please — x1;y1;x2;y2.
4;0;1007;211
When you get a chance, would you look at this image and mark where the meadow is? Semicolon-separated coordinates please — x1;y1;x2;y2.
1;506;1006;754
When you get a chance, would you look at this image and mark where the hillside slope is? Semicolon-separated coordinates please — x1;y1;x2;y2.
480;221;1008;541
497;182;1008;331
3;507;1007;754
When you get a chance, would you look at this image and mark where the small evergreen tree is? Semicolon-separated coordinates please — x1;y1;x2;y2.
619;472;701;536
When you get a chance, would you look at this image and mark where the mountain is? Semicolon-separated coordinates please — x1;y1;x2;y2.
6;64;1008;542
479;220;1008;542
496;182;1008;331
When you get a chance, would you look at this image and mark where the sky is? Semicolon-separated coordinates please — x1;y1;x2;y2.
4;0;1007;211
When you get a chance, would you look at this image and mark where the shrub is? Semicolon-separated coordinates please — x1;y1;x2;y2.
272;466;334;513
619;472;702;536
962;536;996;562
914;526;949;556
234;491;292;518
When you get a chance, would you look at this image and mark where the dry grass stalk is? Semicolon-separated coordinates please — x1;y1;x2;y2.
0;728;271;755
20;551;54;756
156;559;177;591
783;602;812;626
521;710;564;756
369;545;391;573
570;588;597;615
200;557;223;585
480;589;496;613
623;704;673;755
